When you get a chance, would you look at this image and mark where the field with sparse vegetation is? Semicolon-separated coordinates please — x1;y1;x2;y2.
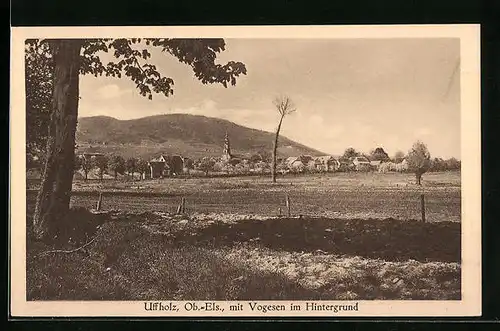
26;171;461;301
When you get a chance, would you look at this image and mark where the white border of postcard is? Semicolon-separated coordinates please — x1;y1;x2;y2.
10;24;481;317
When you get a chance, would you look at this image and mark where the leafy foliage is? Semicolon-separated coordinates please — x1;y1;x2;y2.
196;157;216;176
370;147;390;162
78;38;247;100
136;158;149;178
393;151;405;163
342;148;360;161
94;155;109;180
75;155;95;181
406;141;431;185
430;157;461;172
108;155;126;179
125;157;138;176
25;40;54;167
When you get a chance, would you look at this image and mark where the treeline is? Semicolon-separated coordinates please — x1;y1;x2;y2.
428;157;461;172
73;154;149;180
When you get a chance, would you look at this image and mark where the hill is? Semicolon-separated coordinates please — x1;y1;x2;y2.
76;114;325;160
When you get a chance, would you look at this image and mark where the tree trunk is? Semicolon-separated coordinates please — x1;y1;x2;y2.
416;172;422;185
271;115;284;183
33;40;82;241
114;171;117;180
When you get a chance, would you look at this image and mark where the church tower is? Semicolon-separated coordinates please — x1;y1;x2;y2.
222;132;232;162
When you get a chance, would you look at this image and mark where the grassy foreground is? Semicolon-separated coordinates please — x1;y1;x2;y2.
27;210;461;301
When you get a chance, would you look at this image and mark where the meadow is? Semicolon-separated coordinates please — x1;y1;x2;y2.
27;171;461;222
26;171;462;301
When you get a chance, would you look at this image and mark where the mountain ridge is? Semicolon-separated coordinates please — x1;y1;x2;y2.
76;114;326;160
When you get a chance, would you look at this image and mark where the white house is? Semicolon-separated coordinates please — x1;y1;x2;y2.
351;156;371;171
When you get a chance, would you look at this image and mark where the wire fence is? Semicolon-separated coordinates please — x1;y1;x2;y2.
30;189;461;223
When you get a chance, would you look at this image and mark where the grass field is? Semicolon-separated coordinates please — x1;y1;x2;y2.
26;171;461;301
27;171;461;222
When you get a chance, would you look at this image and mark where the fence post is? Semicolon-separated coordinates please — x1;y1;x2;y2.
286;194;291;217
420;194;426;223
177;197;186;214
96;192;103;211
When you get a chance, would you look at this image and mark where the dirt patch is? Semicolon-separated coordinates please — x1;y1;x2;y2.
170;216;461;263
222;246;460;300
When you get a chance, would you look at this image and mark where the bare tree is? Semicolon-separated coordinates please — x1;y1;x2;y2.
271;95;296;183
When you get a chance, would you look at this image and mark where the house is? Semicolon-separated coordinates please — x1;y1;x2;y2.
378;159;409;173
285;156;299;165
350;156;371;171
148;154;194;178
286;156;305;172
298;155;314;164
369;160;382;171
148;155;171;179
314;155;340;172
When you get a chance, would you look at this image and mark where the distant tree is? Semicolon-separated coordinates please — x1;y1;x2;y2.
125;157;138;179
445;157;461;171
406;141;431;185
430;157;444;172
108;155;126;179
212;161;224;173
271;95;297;183
183;158;194;174
276;162;289;174
197;157;216;176
77;155;94;181
250;154;263;163
136;159;149;179
370;147;390;162
306;160;318;173
94;155;109;181
257;149;272;163
342;147;359;161
393;150;405;163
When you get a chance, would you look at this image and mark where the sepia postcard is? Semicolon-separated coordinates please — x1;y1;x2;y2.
10;25;481;317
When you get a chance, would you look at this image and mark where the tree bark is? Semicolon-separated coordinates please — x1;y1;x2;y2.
33;40;82;241
271;115;284;183
416;172;422;185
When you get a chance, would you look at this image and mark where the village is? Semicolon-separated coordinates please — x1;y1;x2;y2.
75;132;416;181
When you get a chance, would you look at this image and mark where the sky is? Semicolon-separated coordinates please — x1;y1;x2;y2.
79;38;461;159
